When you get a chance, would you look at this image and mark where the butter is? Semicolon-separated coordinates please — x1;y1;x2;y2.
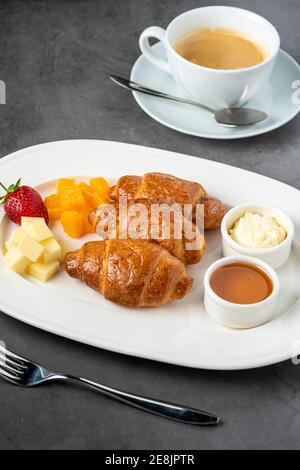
230;211;286;249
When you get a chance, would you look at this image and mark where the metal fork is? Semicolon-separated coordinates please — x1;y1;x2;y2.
0;344;220;426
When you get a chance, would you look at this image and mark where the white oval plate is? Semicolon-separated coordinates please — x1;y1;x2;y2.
131;45;300;139
0;140;300;370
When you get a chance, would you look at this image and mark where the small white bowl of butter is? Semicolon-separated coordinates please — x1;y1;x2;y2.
221;204;294;269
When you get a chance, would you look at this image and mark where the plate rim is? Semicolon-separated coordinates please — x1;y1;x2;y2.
1;139;300;371
131;47;300;140
1;138;299;198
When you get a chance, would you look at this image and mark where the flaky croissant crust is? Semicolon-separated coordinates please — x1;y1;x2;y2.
88;201;206;265
65;240;193;308
108;172;225;230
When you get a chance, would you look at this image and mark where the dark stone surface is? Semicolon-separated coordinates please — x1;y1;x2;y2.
0;0;299;450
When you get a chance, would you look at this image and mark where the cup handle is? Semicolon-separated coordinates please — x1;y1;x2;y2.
139;26;171;74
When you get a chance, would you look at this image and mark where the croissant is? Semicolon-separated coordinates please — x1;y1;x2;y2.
204;197;226;230
108;173;225;229
64;240;193;307
88;202;206;265
108;172;206;205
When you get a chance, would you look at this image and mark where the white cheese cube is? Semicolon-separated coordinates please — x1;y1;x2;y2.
9;228;26;246
24;219;52;242
3;247;30;274
21;217;44;228
5;241;13;252
27;260;60;282
40;238;61;264
58;240;70;263
17;235;44;262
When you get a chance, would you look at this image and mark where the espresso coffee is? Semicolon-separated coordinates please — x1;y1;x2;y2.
175;28;265;70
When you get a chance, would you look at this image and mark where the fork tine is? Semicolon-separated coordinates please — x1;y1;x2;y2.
0;352;27;370
0;367;23;382
0;359;25;375
0;344;27;366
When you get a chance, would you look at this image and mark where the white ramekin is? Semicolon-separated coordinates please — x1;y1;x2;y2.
221;204;294;269
204;255;280;329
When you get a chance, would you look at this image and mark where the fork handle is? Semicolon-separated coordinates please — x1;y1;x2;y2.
55;374;220;426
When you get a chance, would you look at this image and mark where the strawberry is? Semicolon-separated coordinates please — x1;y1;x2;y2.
0;179;49;225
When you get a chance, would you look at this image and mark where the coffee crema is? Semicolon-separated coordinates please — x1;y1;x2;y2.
175;28;265;70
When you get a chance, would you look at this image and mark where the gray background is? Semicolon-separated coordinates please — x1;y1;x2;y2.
0;0;299;450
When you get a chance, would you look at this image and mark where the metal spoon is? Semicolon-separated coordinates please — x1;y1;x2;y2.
110;74;267;127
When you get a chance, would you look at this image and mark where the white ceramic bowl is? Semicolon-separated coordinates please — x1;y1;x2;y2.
204;255;280;329
221;204;294;269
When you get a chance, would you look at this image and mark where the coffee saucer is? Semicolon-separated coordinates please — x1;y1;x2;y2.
130;43;300;139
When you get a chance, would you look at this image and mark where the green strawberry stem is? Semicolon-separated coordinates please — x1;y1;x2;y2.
0;178;22;204
0;182;8;192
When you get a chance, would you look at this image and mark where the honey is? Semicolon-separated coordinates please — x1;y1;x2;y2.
210;262;273;304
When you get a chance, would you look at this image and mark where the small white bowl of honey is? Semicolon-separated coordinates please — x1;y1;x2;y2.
204;255;280;329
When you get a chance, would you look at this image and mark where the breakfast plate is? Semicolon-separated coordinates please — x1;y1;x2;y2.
1;140;300;370
131;45;300;139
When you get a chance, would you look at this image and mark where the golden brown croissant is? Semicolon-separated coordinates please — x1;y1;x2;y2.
203;197;226;230
88;202;206;265
108;173;206;206
108;173;225;229
64;240;193;307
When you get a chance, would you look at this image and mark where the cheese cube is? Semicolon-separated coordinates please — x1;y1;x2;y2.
58;240;70;263
9;228;26;246
27;260;60;282
17;235;44;262
24;219;52;242
3;247;30;274
5;241;13;252
40;238;61;264
21;217;44;228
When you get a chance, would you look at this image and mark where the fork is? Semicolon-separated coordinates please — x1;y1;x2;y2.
0;344;220;426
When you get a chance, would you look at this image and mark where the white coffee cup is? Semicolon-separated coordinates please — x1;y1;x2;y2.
139;6;280;110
